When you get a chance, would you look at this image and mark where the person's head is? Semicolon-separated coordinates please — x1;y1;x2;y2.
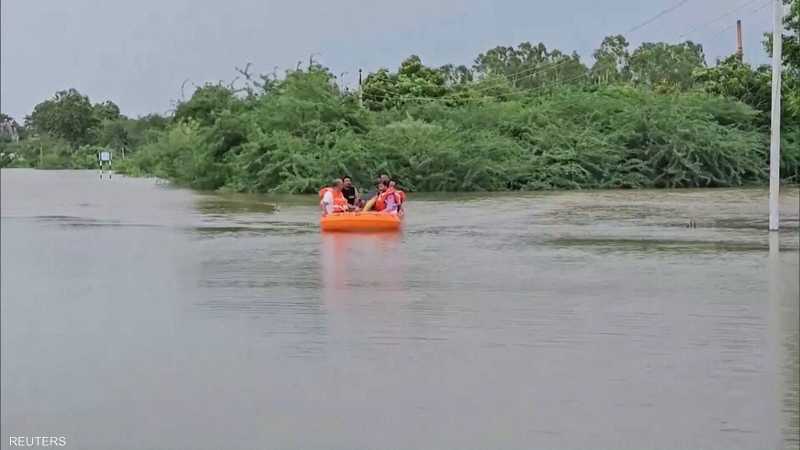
379;174;390;184
331;178;343;191
378;180;389;192
389;180;396;189
342;176;352;187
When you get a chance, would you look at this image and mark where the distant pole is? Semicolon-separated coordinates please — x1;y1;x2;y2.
736;19;743;61
308;52;320;70
768;0;783;231
358;68;363;108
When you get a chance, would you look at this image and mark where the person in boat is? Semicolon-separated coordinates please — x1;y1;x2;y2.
319;179;350;215
365;180;401;214
341;176;359;208
389;180;406;214
363;174;390;206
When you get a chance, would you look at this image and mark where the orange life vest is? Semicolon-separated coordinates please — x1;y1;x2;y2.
374;188;400;212
319;187;348;213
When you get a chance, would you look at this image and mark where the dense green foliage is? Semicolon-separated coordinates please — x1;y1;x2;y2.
111;70;794;192
0;91;168;169
3;16;799;192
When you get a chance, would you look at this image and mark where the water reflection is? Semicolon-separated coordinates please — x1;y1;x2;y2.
769;233;800;450
320;232;405;308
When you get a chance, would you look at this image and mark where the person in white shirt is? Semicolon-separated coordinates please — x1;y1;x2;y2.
320;179;347;215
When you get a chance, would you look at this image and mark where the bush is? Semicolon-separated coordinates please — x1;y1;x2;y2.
120;75;778;193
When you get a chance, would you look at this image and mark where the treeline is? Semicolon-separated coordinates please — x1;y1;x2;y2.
2;4;798;192
0;94;168;169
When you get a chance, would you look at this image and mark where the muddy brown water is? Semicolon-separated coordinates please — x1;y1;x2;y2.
2;169;798;450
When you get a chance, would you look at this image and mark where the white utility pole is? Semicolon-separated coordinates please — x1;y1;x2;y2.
768;0;783;231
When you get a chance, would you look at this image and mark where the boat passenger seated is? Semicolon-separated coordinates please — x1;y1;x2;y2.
373;180;402;215
319;179;350;216
389;180;406;215
341;176;359;207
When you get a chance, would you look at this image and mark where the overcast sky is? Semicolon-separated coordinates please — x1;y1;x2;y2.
1;0;777;119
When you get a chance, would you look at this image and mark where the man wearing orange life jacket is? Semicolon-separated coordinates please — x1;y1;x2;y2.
373;180;402;214
319;179;350;216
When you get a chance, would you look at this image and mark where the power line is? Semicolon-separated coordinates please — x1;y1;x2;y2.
417;56;583;99
362;56;579;100
626;0;693;34
361;0;756;108
706;0;771;40
678;0;763;39
399;0;694;101
359;2;696;104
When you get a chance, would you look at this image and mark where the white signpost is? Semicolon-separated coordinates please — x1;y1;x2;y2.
99;150;112;180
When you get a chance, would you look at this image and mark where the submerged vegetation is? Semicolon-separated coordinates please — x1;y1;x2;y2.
2;2;799;192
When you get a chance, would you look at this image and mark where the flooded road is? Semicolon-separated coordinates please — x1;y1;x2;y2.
2;169;798;450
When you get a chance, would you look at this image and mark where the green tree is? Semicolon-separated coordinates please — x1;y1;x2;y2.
474;42;588;89
693;56;773;117
25;89;99;147
95;114;169;154
362;55;447;110
764;0;799;74
174;84;244;126
763;0;800;121
93;100;121;122
591;35;631;84
439;64;474;86
396;55;447;97
628;41;706;89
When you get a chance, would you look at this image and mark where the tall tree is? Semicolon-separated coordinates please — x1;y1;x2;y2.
25;89;99;147
93;101;121;122
362;55;447;110
174;84;243;126
628;41;706;89
764;0;799;74
591;35;631;83
439;64;474;86
763;0;800;119
474;42;588;89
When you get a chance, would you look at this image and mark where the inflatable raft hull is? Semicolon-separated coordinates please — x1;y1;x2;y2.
320;212;402;232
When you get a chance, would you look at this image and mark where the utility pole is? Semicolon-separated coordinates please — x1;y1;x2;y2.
768;0;783;231
308;52;320;70
358;68;363;108
736;19;743;61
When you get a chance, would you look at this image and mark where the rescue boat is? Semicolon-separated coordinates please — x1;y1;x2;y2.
320;212;402;232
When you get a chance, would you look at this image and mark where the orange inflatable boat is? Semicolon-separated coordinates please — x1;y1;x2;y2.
320;212;402;232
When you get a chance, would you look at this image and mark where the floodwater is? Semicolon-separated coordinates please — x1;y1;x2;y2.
1;169;798;450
